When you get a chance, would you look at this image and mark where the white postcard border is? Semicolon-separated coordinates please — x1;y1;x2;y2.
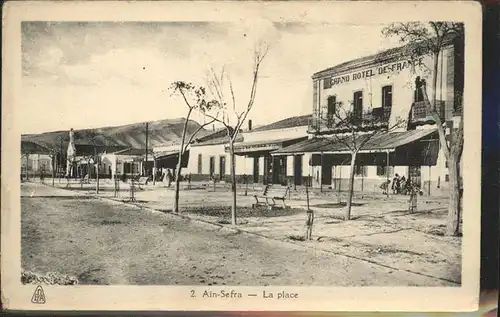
2;1;482;311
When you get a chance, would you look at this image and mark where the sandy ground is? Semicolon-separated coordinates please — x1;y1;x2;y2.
20;182;458;286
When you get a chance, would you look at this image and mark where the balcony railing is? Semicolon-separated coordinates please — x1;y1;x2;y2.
308;108;391;134
411;100;445;123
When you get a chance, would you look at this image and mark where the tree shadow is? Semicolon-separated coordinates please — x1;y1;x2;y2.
381;208;447;218
312;202;365;208
183;206;305;218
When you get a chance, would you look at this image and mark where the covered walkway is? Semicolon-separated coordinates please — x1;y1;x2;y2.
273;129;440;190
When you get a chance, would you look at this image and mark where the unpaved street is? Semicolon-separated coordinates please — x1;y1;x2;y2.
21;183;454;286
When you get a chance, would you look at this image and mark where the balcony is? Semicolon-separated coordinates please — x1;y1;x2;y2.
410;100;445;125
308;108;391;134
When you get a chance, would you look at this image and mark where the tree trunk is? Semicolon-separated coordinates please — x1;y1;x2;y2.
52;157;55;186
446;155;461;236
230;144;237;225
96;162;99;194
173;161;183;214
431;51;439;110
337;164;342;204
172;111;191;214
344;151;357;220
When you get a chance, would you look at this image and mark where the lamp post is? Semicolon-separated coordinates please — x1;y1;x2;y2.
152;152;157;186
145;122;149;177
56;135;66;182
95;146;99;194
89;136;104;195
51;149;56;187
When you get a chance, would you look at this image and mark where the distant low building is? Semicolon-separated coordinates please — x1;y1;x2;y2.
21;141;53;178
178;116;312;186
225;117;310;186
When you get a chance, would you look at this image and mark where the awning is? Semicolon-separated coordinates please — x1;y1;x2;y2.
226;136;308;156
153;150;189;168
152;150;179;160
273;129;438;155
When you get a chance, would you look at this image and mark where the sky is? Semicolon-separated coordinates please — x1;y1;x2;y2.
21;21;402;134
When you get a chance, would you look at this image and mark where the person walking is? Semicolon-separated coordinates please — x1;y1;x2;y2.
40;168;45;184
392;173;401;194
166;169;173;187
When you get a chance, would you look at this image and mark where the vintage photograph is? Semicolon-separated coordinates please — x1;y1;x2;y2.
19;20;464;287
2;0;482;312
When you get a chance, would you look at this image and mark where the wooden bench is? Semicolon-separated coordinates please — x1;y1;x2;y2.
136;176;149;190
253;185;291;209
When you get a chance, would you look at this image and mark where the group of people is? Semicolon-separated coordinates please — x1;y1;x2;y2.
380;174;420;195
152;168;174;187
391;174;419;195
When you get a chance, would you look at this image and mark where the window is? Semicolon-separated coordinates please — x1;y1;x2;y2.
197;154;203;174
132;163;140;174
323;77;332;89
377;165;387;176
327;96;336;117
382;85;393;108
123;162;131;174
414;77;426;102
219;156;226;179
353;91;363;122
445;160;449;168
354;165;367;176
445;174;450;182
209;156;215;177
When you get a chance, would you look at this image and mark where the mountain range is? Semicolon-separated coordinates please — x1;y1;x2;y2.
21;118;211;154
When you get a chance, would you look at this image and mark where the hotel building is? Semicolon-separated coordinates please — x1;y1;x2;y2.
273;34;464;194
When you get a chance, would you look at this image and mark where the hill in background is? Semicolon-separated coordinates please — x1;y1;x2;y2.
21;118;211;154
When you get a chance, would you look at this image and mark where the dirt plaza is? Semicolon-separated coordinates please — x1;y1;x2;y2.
22;179;461;286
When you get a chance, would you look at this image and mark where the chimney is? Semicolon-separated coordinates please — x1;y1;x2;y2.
213;124;215;131
248;119;252;131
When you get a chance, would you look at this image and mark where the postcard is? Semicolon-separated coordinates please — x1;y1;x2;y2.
2;0;482;311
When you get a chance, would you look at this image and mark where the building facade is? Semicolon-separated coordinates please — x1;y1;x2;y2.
226;124;309;186
274;35;464;195
177;117;312;186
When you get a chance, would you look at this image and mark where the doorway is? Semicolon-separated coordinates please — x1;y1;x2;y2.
321;162;332;186
272;156;287;185
219;156;226;181
209;156;215;178
263;155;273;185
253;157;259;183
293;155;303;185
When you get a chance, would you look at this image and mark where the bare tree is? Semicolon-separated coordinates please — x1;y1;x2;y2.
202;44;269;226
326;102;406;220
169;82;220;214
383;22;464;236
47;147;59;187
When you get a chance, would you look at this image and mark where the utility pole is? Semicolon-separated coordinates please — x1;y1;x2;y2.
145;122;149;177
58;135;64;182
94;144;99;194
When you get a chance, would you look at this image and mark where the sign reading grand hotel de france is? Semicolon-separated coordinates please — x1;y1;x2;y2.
327;57;424;86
